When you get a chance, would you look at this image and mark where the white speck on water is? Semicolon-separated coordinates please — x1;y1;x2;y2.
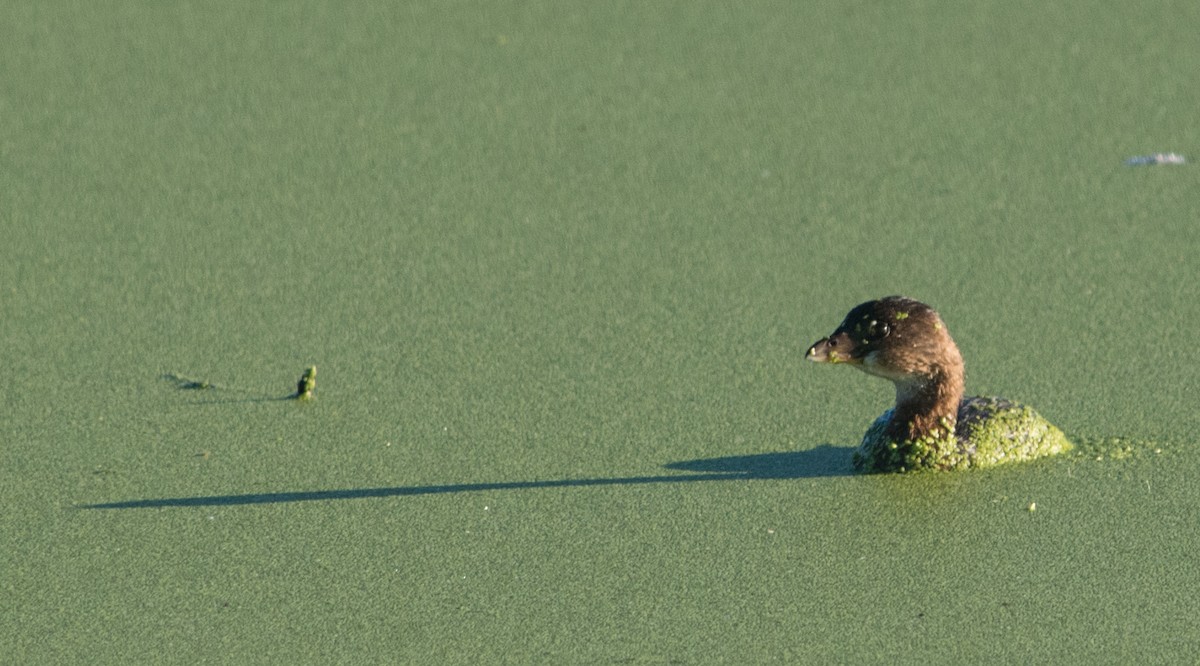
1125;152;1186;166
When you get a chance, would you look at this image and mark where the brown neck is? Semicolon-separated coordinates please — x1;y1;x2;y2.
886;363;965;442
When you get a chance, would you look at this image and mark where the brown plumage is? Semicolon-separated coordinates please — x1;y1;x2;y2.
806;296;964;442
806;296;1072;472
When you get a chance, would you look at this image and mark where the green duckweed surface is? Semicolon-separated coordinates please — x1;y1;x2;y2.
854;399;1073;473
3;2;1200;663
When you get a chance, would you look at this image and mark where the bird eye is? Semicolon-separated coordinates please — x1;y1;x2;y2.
864;320;890;341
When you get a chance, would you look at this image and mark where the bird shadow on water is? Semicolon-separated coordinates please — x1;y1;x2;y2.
80;445;856;510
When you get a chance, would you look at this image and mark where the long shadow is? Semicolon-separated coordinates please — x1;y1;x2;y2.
81;445;854;510
160;373;298;405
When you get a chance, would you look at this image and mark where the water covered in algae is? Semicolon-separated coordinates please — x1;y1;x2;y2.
3;1;1199;663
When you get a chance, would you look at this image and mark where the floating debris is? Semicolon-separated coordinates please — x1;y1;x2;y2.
295;366;317;400
1124;153;1186;166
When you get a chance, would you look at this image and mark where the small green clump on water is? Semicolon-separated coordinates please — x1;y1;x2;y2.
295;366;317;400
1068;436;1165;463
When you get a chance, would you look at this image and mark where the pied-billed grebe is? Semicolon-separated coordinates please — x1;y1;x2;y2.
807;296;1071;472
